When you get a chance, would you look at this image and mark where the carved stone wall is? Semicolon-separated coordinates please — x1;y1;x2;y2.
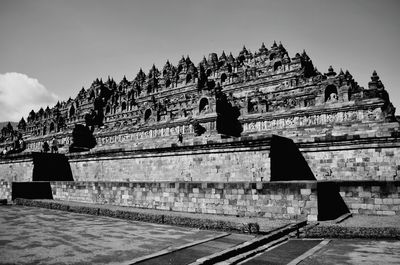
1;41;396;154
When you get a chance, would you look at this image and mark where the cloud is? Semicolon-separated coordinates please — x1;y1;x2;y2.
0;72;59;122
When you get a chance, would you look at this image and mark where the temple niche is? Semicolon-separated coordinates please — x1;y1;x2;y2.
0;41;397;153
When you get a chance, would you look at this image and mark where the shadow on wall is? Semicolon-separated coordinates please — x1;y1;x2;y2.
215;88;243;137
12;153;73;200
269;135;350;221
270;135;315;181
12;182;53;200
317;182;350;221
32;153;74;181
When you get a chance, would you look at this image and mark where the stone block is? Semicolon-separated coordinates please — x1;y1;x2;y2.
381;210;396;215
307;215;318;222
383;198;394;205
300;189;311;195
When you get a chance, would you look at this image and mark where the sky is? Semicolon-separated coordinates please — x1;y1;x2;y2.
0;0;399;122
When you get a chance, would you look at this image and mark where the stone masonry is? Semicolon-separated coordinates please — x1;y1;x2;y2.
1;41;400;221
50;181;318;221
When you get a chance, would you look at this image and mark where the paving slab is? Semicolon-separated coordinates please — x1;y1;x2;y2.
298;239;400;265
241;239;322;265
0;206;230;265
15;199;293;233
135;234;254;265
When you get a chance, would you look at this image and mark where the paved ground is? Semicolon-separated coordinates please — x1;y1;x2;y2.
0;206;247;265
239;239;400;265
299;239;400;265
16;199;292;234
137;233;253;265
241;239;322;265
3;204;400;265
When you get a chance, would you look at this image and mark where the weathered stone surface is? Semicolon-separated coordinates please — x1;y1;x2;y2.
0;180;11;202
1;42;400;221
0;42;397;157
13;198;282;233
338;181;400;215
49;181;317;220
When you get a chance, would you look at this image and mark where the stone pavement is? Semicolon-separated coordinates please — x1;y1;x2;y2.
233;238;400;265
14;198;294;233
298;239;400;265
4;200;400;264
240;239;323;265
0;206;252;265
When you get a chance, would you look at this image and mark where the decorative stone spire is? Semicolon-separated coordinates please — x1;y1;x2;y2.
18;117;26;131
368;70;384;90
200;56;208;67
6;122;13;132
148;64;159;78
178;56;186;66
228;52;235;63
371;70;379;81
325;65;336;77
238;46;251;62
259;42;268;55
271;40;278;48
239;45;248;56
163;60;172;76
278;42;286;53
219;51;227;62
301;50;310;61
135;68;146;86
345;70;352;79
185;55;192;65
119;75;129;88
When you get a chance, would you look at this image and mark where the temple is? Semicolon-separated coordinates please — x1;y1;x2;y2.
0;41;397;154
1;41;400;221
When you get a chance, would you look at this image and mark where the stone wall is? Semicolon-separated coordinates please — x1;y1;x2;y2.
303;144;400;181
50;181;318;221
0;180;11;202
0;155;33;182
67;137;400;183
338;181;400;216
68;148;270;183
1;136;400;183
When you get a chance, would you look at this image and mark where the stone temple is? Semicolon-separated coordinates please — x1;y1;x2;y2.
1;41;399;222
